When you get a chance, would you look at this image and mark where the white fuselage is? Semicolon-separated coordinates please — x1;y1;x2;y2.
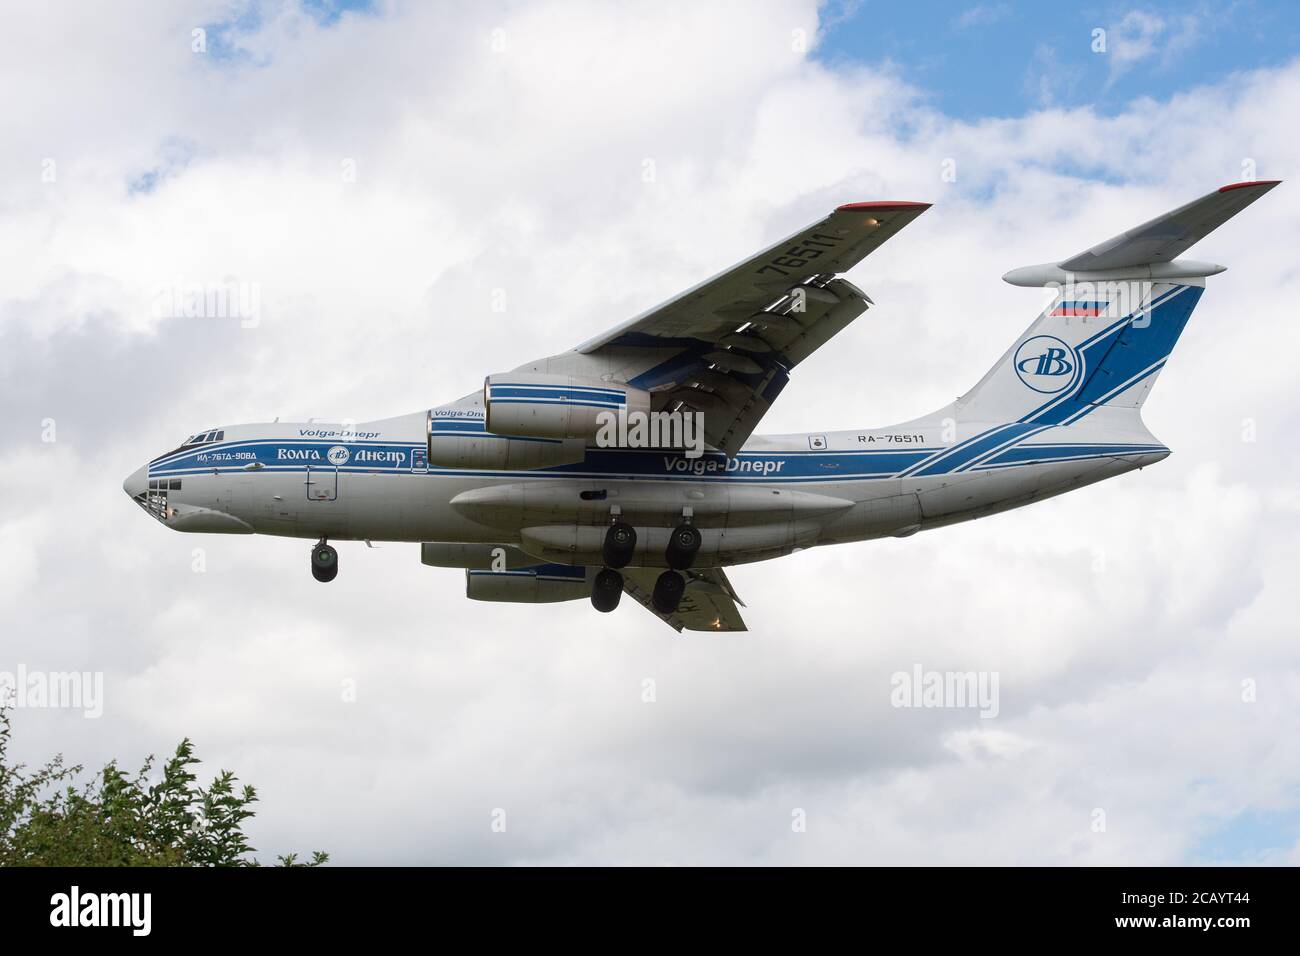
123;407;1167;568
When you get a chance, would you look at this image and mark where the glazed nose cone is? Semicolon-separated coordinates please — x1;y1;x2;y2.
123;464;148;498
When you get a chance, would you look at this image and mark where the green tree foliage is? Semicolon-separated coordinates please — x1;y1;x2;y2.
0;708;326;866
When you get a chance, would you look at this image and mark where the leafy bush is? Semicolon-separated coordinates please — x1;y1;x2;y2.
0;708;326;866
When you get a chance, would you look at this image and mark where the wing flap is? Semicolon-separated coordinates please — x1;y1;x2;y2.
621;567;748;632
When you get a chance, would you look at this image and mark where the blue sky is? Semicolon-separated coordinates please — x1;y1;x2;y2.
213;1;1300;121
1191;805;1300;863
816;0;1300;118
203;0;379;60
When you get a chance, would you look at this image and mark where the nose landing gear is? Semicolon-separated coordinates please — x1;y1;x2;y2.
311;540;338;583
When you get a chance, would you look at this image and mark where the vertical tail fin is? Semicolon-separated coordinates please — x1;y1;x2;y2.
955;280;1204;425
956;181;1279;425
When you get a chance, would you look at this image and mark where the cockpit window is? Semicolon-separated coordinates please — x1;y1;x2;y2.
182;429;225;446
152;429;226;465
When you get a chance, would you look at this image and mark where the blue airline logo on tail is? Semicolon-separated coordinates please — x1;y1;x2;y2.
1014;335;1077;393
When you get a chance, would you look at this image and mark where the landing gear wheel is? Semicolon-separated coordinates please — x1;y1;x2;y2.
664;522;702;570
652;569;685;615
602;521;637;569
591;567;623;612
311;542;338;583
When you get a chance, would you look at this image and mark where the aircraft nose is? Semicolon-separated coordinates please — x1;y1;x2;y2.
123;464;148;499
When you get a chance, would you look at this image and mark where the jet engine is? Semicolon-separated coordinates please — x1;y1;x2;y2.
483;373;650;440
425;426;586;471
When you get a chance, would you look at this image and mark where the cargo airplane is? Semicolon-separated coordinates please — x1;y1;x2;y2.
125;181;1278;631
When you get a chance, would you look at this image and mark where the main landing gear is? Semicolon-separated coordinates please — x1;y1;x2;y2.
651;569;685;614
591;567;623;613
592;520;633;612
311;539;338;583
589;517;700;615
664;522;702;570
602;520;636;569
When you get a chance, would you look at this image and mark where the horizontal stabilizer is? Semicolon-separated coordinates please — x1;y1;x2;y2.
1059;180;1280;272
968;182;1280;424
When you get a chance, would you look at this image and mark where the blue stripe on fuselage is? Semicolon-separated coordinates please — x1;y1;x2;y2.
147;436;1165;484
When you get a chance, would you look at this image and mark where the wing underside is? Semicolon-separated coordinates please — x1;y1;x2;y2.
1060;180;1281;272
620;567;748;632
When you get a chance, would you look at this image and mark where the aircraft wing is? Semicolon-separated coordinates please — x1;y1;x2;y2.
570;201;930;455
620;567;748;632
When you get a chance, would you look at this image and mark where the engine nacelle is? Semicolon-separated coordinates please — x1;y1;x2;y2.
483;373;650;440
426;412;587;470
426;432;586;471
465;564;592;603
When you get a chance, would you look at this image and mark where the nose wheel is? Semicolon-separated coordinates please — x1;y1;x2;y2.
311;540;338;582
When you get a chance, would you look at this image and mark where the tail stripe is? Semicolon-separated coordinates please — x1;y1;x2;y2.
1017;285;1190;424
956;424;1055;472
898;284;1198;478
897;422;1021;477
1059;359;1167;425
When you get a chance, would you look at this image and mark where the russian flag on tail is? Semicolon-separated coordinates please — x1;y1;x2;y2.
1051;300;1106;317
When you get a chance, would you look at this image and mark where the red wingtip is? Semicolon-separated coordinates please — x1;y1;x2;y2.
835;200;932;212
1218;180;1282;193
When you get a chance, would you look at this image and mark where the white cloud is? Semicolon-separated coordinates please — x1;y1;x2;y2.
1105;9;1205;86
953;3;1012;31
1;0;1298;864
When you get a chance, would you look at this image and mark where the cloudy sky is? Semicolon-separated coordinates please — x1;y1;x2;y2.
2;0;1298;864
